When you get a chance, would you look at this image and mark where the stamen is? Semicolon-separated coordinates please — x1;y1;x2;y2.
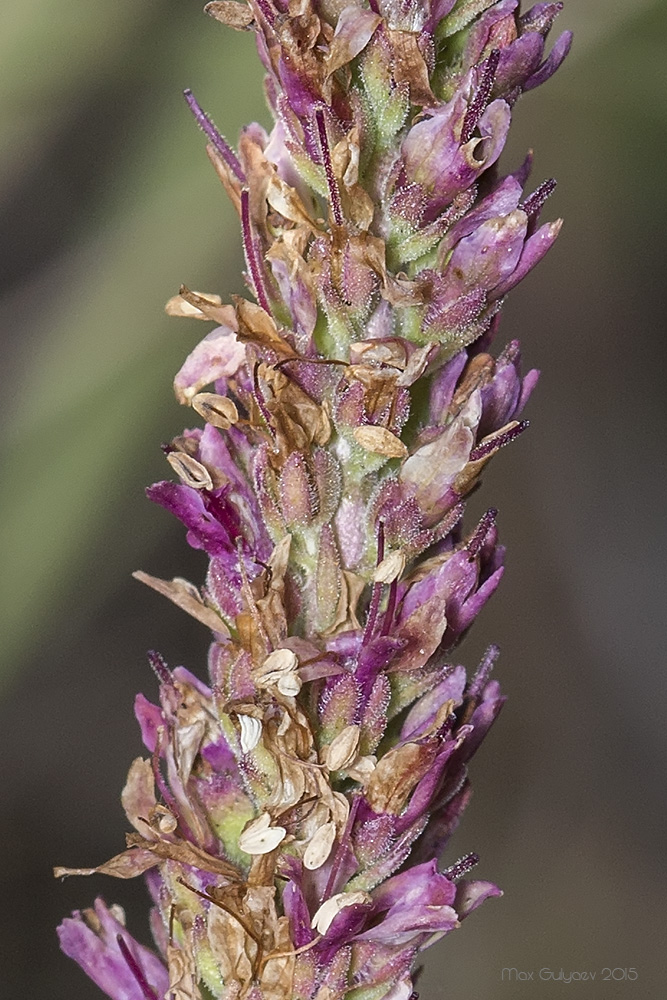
315;107;344;228
183;89;246;183
443;851;480;881
147;649;171;687
204;488;245;543
521;178;557;220
467;644;500;701
467;507;497;560
116;935;159;1000
469;419;528;462
241;189;272;314
461;49;501;145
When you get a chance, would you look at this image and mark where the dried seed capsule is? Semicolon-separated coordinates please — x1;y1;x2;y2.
353;425;408;459
238;812;286;855
191;392;239;429
166;451;213;490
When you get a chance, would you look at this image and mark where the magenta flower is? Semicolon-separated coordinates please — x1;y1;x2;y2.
57;2;570;997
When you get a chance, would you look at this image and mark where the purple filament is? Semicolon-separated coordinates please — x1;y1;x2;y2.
461;49;501;145
116;936;159;1000
379;576;398;637
522;177;557;220
470;420;528;461
315;108;344;227
204;490;245;546
241;190;272;315
183;89;246;184
443;851;480;881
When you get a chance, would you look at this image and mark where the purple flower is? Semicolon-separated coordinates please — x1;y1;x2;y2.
57;898;168;1000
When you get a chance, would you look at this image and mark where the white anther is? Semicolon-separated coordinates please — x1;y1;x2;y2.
373;549;406;584
303;821;337;871
238;714;262;754
238;812;286;856
324;725;360;772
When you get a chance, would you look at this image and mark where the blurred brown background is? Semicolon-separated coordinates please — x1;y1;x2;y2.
1;1;665;996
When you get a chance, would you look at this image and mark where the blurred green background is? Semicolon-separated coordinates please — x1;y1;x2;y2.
1;1;665;996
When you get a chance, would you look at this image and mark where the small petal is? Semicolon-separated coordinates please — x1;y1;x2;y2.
325;7;381;78
57;898;168;1000
173;325;245;403
524;30;573;91
311;891;371;935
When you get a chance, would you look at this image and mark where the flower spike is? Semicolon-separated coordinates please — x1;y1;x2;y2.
58;3;571;998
